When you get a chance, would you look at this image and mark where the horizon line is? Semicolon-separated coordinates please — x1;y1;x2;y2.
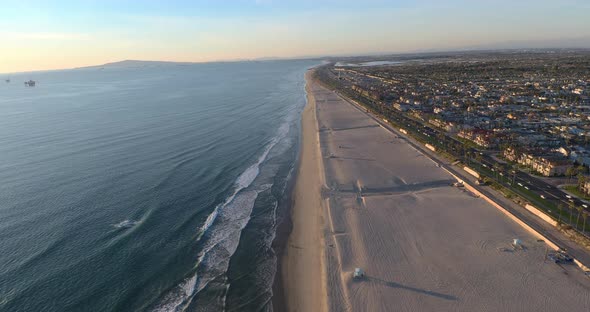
3;46;590;76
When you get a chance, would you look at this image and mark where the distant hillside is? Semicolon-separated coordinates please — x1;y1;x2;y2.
77;60;194;70
77;56;322;70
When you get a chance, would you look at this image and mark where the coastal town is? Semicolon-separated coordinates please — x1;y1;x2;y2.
315;51;590;242
304;55;590;311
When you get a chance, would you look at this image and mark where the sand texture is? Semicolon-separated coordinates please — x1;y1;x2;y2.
280;71;328;312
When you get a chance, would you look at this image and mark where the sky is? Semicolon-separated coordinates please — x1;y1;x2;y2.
1;0;590;73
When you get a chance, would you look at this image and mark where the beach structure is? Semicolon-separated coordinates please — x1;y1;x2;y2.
353;267;365;279
512;238;523;250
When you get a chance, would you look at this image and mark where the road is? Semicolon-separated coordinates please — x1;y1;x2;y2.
477;154;588;209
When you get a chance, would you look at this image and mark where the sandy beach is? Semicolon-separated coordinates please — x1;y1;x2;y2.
280;70;590;311
279;70;328;312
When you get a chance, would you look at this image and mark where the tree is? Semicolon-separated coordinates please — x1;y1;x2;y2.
464;149;472;165
568;202;575;225
566;166;576;183
576;206;584;231
578;174;587;190
511;164;518;185
493;163;501;181
475;153;483;170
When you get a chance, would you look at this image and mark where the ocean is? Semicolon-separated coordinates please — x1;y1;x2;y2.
0;59;317;311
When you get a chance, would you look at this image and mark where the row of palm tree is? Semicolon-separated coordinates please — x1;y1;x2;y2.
557;202;590;235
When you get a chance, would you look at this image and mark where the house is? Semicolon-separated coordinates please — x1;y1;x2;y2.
394;103;411;112
531;156;569;177
505;145;570;176
504;147;518;162
458;128;496;148
583;180;590;195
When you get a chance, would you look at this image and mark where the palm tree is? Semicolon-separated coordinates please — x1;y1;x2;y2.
582;211;588;235
578;174;586;190
577;165;587;175
475;153;483;170
568;202;575;225
461;144;469;163
576;206;584;231
464;149;471;165
491;163;498;180
511;164;518;185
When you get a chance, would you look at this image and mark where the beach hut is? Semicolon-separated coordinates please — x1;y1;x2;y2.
353;267;364;279
512;238;523;249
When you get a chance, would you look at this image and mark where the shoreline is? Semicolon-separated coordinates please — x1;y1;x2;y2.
273;70;328;312
270;130;299;312
270;182;293;312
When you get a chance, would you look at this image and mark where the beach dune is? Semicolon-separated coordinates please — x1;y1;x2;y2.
281;71;590;312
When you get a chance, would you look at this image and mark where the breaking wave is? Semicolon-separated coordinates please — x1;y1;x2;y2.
150;118;292;312
113;220;140;229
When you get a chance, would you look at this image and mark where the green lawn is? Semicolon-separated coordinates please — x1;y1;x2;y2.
563;185;590;200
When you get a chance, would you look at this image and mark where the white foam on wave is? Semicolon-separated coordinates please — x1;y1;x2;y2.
151;116;295;312
113;219;139;229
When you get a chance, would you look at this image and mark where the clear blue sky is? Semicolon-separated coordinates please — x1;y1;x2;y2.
1;0;589;72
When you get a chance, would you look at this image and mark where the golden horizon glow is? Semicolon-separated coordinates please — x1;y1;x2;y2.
1;1;589;73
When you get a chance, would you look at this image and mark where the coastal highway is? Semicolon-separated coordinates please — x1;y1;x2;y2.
334;89;590;269
477;154;588;209
408;122;587;213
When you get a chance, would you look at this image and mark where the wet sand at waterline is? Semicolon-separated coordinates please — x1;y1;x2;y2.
283;71;590;312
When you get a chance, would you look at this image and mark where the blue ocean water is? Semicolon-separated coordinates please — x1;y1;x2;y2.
0;60;316;311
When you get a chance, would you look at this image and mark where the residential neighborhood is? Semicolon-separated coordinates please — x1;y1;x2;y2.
316;50;590;240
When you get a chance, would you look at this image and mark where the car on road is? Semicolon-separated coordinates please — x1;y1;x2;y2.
558;250;573;262
540;194;546;199
548;251;573;264
548;253;560;263
566;195;572;199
